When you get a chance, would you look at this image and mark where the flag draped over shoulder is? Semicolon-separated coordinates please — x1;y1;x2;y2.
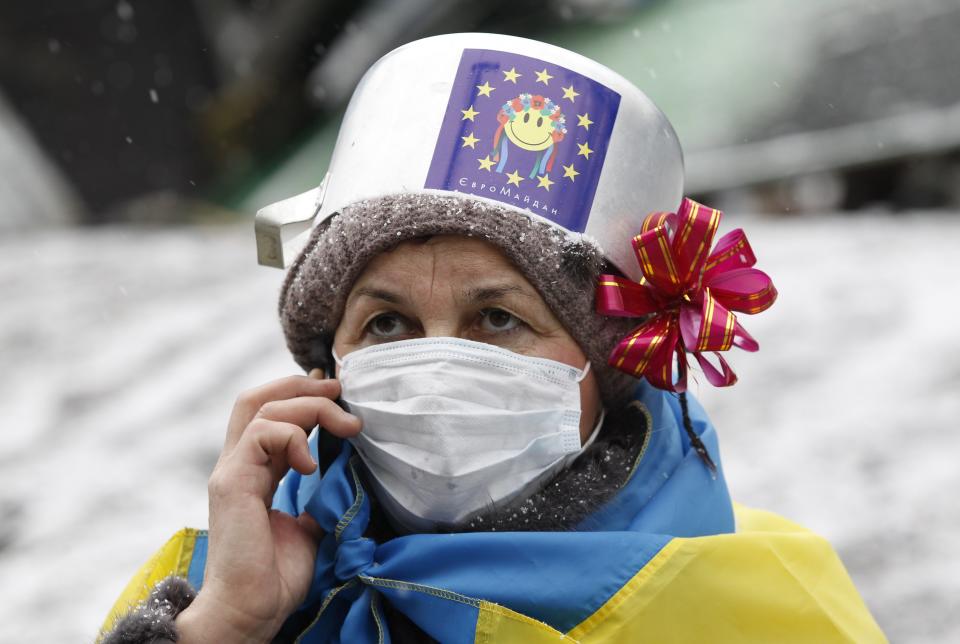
102;384;886;643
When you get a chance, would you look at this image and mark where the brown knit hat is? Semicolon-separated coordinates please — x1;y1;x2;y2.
278;192;644;408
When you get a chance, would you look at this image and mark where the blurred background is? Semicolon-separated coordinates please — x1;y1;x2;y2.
0;0;957;640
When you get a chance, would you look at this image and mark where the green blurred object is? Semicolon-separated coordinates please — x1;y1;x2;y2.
538;0;832;150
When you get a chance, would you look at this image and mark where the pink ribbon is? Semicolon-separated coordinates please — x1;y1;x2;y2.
596;198;777;392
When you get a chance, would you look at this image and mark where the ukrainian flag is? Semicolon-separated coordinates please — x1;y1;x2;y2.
102;385;885;642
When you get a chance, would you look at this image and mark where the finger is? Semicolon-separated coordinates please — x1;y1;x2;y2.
248;418;317;479
215;420;317;505
225;376;341;454
254;396;362;439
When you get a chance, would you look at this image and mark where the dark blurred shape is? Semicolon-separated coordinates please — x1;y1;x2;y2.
767;0;960;134
0;1;219;220
0;498;23;554
690;0;960;213
305;0;504;111
0;91;83;228
0;0;366;223
305;0;658;110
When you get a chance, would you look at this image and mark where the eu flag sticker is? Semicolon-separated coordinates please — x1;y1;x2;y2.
425;48;621;233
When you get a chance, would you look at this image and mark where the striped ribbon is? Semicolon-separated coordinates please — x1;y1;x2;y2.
596;198;777;392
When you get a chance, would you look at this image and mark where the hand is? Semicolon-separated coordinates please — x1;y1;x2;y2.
176;370;361;644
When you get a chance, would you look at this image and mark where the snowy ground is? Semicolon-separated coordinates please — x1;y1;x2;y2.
0;213;957;642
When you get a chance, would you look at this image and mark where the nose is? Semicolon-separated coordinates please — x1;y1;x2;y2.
420;320;462;339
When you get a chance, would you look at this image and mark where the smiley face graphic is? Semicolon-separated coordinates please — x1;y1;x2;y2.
492;93;568;177
506;108;555;151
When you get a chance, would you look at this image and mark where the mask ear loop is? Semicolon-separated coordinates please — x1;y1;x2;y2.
573;361;603;451
575;360;592;383
315;345;347;473
327;348;346;381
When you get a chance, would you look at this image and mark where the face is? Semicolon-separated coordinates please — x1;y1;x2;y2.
506;109;555;151
333;235;602;444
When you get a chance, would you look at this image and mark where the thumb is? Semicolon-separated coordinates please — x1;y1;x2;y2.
298;511;325;543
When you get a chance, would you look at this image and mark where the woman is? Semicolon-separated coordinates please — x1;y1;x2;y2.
101;33;885;643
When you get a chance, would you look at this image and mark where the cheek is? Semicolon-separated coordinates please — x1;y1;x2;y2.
578;371;603;445
535;338;588;370
527;338;600;444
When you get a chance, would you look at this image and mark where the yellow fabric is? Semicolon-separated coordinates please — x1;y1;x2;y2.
566;504;885;643
476;505;885;643
475;600;574;643
98;527;201;641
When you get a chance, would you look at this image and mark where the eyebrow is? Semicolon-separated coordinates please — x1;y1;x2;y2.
351;286;403;304
464;283;534;302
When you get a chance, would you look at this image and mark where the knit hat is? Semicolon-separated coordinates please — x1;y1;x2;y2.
278;192;643;407
260;33;686;407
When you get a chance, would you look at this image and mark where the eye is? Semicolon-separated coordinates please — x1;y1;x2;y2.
479;308;522;333
523;112;530;123
536;116;543;127
367;313;411;338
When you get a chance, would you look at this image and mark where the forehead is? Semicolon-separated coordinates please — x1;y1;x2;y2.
356;235;523;281
345;236;552;311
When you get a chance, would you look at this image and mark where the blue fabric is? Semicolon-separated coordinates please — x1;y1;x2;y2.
263;383;734;641
580;386;734;537
186;533;208;592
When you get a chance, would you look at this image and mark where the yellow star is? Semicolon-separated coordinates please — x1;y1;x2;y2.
577;113;593;130
502;67;521;83
477;155;495;171
562;163;579;181
461;105;479;121
505;169;523;186
535;68;553;85
476;81;495;98
577;142;594;159
562;84;579;102
536;174;554;191
461;132;480;148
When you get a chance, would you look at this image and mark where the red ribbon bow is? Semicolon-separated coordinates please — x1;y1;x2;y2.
596;198;777;392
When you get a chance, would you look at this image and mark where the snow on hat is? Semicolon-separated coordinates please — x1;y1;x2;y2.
260;33;685;407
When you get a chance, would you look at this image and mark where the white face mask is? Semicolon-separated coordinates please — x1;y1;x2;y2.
333;337;601;532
